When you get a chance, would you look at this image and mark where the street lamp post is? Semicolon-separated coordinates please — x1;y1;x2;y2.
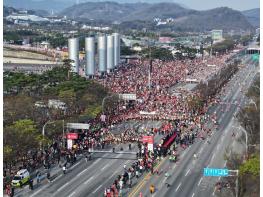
229;170;239;197
42;120;64;149
42;121;55;150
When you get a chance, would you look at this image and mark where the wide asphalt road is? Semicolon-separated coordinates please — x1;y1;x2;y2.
14;121;164;197
128;54;259;197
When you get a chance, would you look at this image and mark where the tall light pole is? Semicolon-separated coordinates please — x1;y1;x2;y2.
42;120;65;149
228;170;239;197
233;126;248;156
42;120;55;150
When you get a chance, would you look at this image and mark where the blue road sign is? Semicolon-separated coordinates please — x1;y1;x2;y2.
203;168;229;177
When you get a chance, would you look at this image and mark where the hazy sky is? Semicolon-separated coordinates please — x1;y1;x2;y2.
174;0;260;11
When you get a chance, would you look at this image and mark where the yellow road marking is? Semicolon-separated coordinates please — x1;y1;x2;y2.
128;158;166;197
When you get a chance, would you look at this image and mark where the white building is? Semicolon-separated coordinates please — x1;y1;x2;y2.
211;30;223;41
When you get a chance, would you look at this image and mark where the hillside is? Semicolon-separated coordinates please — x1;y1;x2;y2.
4;6;50;17
167;7;253;32
60;1;149;22
242;8;260;27
60;2;253;32
3;0;73;13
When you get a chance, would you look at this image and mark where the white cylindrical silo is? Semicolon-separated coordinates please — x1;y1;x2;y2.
113;33;120;68
68;38;79;74
98;35;107;73
107;35;114;72
85;37;95;76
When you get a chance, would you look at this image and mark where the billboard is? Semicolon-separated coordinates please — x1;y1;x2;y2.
66;123;90;130
67;133;78;140
119;94;136;101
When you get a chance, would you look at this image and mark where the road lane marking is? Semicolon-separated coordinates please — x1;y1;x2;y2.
185;169;190;176
128;158;165;197
199;146;204;154
57;182;69;192
92;185;102;193
30;184;49;197
212;187;216;196
107;171;117;181
175;183;182;191
224;161;227;167
84;176;94;185
198;177;203;186
72;161;81;168
101;163;110;171
77;168;88;177
211;153;215;162
192;193;195;197
53;174;62;181
68;191;76;197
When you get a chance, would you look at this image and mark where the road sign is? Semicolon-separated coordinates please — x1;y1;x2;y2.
67;133;78;140
203;168;229;177
252;54;259;61
142;136;154;144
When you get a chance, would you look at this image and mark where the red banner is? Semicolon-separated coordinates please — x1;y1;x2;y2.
142;136;154;144
67;133;78;140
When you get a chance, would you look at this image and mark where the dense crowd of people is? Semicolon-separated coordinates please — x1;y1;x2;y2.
95;54;234;130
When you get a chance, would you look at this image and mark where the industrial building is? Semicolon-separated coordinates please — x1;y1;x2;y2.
113;33;120;68
98;34;107;74
85;37;95;76
67;33;120;77
68;37;79;74
107;35;114;72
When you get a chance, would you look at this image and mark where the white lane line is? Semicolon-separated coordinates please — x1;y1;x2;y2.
199;146;204;154
216;144;219;150
92;185;102;193
185;169;190;176
30;184;49;197
68;191;76;197
198;177;203;186
53;174;62;181
106;172;117;181
212;187;216;196
101;163;110;171
72;161;81;168
192;193;195;197
224;161;227;167
211;153;215;162
57;182;69;192
175;183;182;191
77;168;88;177
84;176;94;185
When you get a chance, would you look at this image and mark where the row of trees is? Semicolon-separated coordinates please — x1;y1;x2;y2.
4;63;108;169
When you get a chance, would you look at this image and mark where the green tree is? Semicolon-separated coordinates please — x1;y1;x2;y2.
239;155;260;176
62;59;74;80
4;119;42;165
